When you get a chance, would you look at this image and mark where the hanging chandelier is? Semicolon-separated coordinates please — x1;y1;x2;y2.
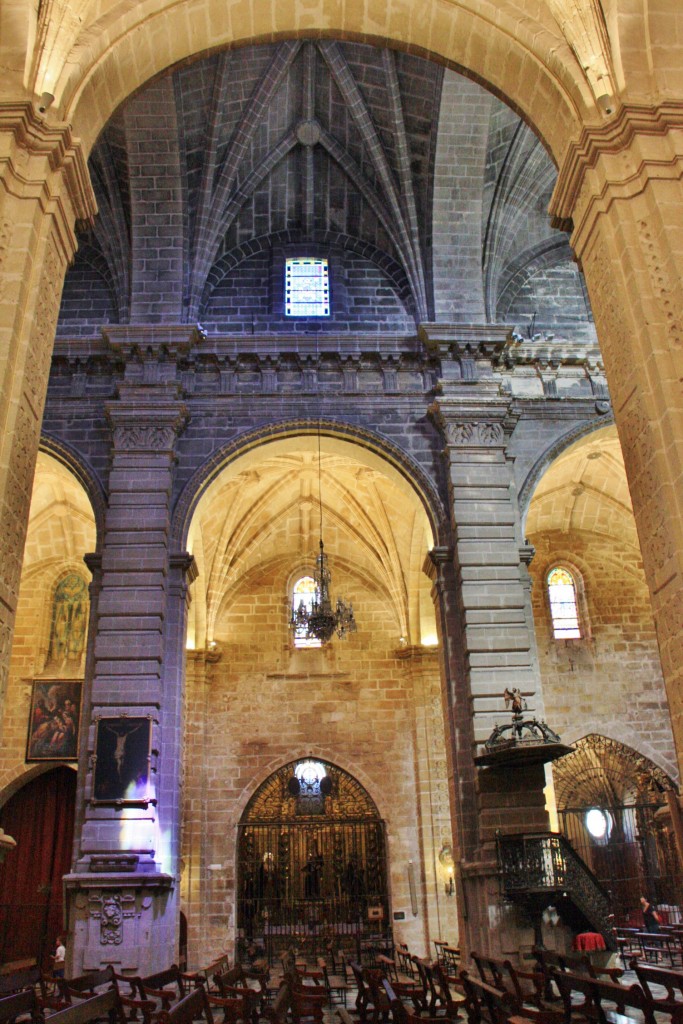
290;430;357;644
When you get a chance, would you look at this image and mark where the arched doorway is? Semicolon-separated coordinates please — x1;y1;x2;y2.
551;735;682;925
237;759;388;962
0;766;77;966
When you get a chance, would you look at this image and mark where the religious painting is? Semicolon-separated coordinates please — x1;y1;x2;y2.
47;573;89;670
26;679;82;762
93;716;153;803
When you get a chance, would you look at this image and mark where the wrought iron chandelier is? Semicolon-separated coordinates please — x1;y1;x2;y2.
289;428;357;644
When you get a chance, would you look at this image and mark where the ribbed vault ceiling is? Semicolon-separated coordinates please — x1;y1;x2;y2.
60;39;591;337
23;454;96;575
186;438;435;647
526;426;638;549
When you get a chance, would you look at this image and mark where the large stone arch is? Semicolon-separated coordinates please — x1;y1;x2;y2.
171;419;449;553
518;417;616;531
39;433;107;551
60;3;593;164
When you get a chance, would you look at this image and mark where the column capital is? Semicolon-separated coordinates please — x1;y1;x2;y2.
550;101;683;251
428;382;518;449
106;389;189;454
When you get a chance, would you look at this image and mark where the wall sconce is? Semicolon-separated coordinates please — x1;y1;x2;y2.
438;842;455;897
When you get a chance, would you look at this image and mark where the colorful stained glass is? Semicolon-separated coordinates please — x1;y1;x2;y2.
285;258;330;317
547;566;581;638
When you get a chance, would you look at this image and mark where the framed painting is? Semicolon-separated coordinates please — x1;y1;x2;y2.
26;679;82;762
92;716;153;804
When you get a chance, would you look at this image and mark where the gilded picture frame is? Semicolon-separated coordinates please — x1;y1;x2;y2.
26;679;82;762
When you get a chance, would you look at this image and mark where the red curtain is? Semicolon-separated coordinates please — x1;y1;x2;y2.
0;766;76;965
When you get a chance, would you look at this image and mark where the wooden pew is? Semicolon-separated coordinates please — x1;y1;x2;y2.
531;947;623;984
471;953;545;1011
634;931;680;967
45;989;126;1024
156;987;213;1024
0;964;66;1013
382;979;458;1024
550;968;675;1024
458;971;537;1024
0;987;44;1024
628;960;683;1012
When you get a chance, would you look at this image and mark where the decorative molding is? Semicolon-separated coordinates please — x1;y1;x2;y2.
429;383;518;448
0;102;96;228
550;102;683;233
444;421;505;447
102;325;205;361
110;424;180;452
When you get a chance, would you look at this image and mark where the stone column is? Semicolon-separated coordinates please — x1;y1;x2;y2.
0;103;96;717
550;105;683;771
397;644;460;953
65;326;198;975
428;369;549;957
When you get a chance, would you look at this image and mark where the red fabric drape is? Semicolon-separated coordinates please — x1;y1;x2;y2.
0;767;76;965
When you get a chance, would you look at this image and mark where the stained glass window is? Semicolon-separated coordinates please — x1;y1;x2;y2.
285;258;330;317
292;575;321;648
547;566;581;639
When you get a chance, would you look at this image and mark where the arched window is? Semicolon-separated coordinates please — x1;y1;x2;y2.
291;575;321;648
547;566;581;639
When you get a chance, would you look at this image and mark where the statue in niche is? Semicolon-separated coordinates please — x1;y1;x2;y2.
48;574;88;667
302;843;324;899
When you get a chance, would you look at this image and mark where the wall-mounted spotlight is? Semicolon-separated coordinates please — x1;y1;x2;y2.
39;92;55;114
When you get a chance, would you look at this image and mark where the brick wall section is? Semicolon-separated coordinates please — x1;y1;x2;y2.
528;529;677;779
125;77;185;321
57;250;118;336
202;250;415;333
498;257;596;341
180;573;459;964
432;72;491;321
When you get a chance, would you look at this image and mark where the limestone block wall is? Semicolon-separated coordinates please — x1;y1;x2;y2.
180;573;459;964
528;529;677;780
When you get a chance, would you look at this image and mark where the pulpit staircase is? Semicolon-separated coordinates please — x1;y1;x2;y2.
496;831;616;949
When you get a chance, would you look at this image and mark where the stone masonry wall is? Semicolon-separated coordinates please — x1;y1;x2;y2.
528;529;677;780
180;567;459;963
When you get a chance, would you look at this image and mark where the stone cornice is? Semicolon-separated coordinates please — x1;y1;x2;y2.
102;325;205;360
418;323;510;355
0;101;96;228
550;102;683;237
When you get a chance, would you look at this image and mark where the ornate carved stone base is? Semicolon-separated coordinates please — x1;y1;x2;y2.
64;871;175;974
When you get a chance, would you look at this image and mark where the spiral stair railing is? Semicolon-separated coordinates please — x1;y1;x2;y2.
496;831;615;949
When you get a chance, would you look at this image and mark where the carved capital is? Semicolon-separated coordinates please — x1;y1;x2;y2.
106;398;189;453
444;421;505;447
429;384;518;449
110;424;179;452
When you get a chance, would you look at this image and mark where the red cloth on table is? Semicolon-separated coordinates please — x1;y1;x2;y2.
573;932;607;952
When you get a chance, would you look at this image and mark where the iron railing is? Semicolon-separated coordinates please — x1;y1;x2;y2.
497;831;613;940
